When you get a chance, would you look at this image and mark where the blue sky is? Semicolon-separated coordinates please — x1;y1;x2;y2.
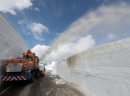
1;0;101;48
0;0;130;62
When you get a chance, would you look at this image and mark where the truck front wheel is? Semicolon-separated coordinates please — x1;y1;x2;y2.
29;72;34;83
35;70;39;79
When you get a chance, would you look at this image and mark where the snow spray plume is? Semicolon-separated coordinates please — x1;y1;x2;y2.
39;33;81;61
39;3;130;62
39;44;58;61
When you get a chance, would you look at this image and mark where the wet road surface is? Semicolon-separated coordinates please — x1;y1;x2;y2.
0;71;83;96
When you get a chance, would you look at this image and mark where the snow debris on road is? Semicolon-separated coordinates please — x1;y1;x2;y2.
56;87;79;96
55;79;66;85
45;61;66;85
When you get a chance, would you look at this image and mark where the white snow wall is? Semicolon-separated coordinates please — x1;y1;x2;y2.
0;12;28;84
57;38;130;96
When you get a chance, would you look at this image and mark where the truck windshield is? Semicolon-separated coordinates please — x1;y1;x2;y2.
23;56;33;61
28;57;33;61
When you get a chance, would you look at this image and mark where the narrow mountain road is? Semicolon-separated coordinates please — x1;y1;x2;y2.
0;71;83;96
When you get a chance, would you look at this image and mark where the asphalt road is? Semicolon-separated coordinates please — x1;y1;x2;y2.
0;71;83;96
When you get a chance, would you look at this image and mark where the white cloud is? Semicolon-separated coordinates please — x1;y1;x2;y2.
107;33;117;40
34;35;44;41
31;44;49;58
0;0;33;15
29;22;48;34
18;20;25;24
34;7;40;11
29;22;48;40
27;32;31;35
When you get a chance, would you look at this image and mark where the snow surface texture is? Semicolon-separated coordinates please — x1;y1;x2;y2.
45;62;66;85
55;79;65;85
38;64;45;71
56;38;130;96
46;61;57;76
0;12;28;84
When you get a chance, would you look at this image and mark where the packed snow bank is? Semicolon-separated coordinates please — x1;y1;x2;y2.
0;12;28;84
57;38;130;96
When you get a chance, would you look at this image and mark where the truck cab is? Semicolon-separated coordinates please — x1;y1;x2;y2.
1;49;40;83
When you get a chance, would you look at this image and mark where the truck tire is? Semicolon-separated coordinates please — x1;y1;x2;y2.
42;72;44;77
35;70;39;79
29;72;34;83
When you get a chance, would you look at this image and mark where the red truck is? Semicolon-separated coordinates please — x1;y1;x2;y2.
1;49;45;83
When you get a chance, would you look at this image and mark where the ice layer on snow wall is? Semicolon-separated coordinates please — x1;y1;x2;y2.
0;12;28;83
57;38;130;96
